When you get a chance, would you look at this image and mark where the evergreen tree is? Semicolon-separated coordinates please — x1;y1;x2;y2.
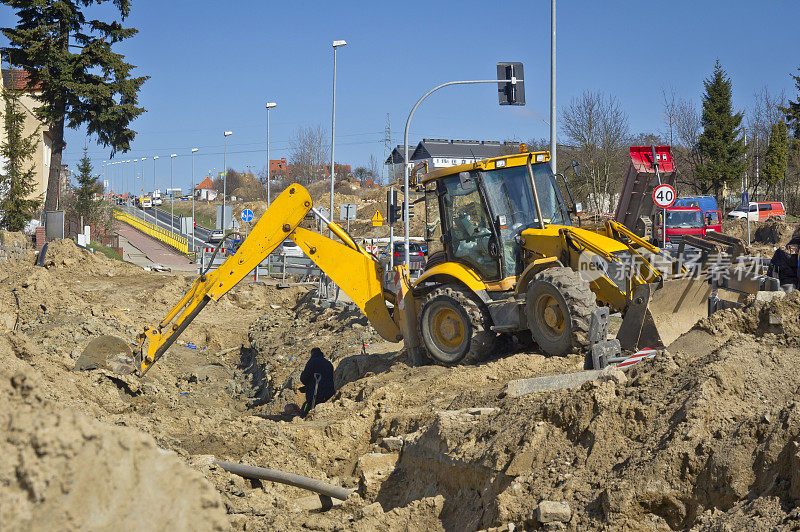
762;121;788;188
0;88;42;231
2;0;148;212
784;67;800;139
74;146;102;222
695;60;746;197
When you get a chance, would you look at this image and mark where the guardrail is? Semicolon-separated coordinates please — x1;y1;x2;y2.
114;209;188;254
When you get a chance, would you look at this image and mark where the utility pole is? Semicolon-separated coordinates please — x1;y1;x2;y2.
384;114;391;185
191;148;198;251
223;131;232;230
330;39;347;238
170;154;177;232
266;102;276;205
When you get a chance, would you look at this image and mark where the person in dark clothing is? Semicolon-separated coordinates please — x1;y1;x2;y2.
299;347;335;417
768;237;800;291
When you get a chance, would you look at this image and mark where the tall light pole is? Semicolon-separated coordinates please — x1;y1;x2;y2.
170;154;177;232
223;131;232;230
550;0;557;174
191;148;198;251
125;160;131;204
330;39;346;236
140;157;146;195
266;102;276;205
153;156;159;194
102;161;106;195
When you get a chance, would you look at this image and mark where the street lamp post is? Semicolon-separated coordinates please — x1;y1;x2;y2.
550;0;557;175
266;102;276;205
139;158;146;218
191;148;198;251
170;154;177;232
330;39;346;237
153;156;159;195
223;131;232;231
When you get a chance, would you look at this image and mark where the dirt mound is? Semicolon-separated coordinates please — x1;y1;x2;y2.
753;218;787;244
0;362;227;530
1;229;29;248
347;291;800;530
722;218;800;249
41;238;139;275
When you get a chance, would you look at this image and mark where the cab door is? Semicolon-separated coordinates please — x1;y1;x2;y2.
704;210;722;234
438;174;502;281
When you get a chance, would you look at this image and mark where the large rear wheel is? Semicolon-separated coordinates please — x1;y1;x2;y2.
419;285;495;365
526;267;596;356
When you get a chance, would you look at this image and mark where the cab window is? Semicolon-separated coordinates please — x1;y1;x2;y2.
424;182;444;257
441;175;499;280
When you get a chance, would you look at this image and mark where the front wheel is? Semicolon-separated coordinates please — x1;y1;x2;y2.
419;285;495;366
526;267;597;356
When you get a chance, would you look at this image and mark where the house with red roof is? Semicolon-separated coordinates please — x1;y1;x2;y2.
194;176;218;201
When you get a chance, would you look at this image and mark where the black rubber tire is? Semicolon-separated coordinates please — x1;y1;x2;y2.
419;284;495;366
525;267;597;356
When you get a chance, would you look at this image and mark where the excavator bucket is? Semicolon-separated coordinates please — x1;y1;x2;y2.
616;277;711;352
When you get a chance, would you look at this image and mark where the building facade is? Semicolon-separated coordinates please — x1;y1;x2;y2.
385;139;520;179
0;68;53;204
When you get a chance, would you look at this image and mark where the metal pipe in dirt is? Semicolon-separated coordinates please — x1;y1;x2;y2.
214;461;353;500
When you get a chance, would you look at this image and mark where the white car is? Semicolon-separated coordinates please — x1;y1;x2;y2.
279;239;304;258
727;204;757;221
208;230;225;243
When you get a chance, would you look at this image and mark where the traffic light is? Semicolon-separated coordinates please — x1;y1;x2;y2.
401;203;415;221
387;189;401;223
497;62;525;106
389;204;402;224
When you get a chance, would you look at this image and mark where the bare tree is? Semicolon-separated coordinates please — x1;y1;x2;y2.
747;87;787;197
662;88;704;191
561;91;629;213
367;155;381;185
289;125;329;184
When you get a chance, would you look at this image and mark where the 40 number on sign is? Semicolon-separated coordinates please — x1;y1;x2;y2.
652;184;676;208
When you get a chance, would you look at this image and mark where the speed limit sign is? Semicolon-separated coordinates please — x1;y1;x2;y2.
652;184;676;208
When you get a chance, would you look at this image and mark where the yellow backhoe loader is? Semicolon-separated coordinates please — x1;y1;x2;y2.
132;149;764;376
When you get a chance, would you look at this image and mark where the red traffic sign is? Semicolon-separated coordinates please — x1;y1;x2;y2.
652;184;676;208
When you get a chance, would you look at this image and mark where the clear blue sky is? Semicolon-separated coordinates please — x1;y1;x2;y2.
4;0;799;194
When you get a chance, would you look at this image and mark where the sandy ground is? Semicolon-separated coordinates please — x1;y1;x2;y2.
3;226;800;530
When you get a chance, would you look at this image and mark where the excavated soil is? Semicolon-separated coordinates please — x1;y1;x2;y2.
4;236;800;530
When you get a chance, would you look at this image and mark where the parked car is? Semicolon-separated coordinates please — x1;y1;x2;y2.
279;239;304;258
378;242;426;270
727;201;786;221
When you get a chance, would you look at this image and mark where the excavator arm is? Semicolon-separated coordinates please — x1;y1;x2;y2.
135;184;404;376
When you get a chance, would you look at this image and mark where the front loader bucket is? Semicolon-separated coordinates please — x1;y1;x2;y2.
616;278;711;352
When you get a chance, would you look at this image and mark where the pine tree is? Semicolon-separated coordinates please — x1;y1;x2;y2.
0;88;42;231
784;67;800;139
74;146;102;223
762;121;788;189
695;60;747;198
2;0;148;212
